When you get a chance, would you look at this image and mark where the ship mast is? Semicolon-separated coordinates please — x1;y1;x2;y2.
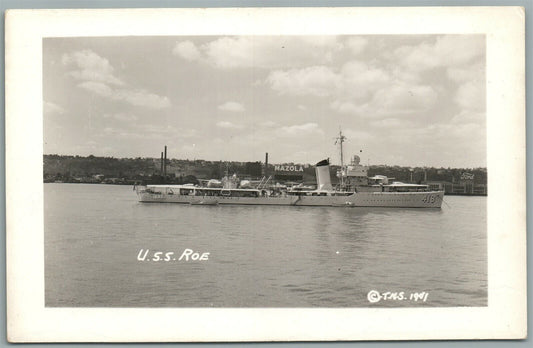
335;128;347;187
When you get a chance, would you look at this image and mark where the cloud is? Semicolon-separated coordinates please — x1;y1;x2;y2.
172;40;201;61
172;36;344;69
368;120;486;167
331;83;438;116
446;62;485;83
393;35;484;72
216;121;245;130
454;80;485;111
267;66;340;97
339;61;391;99
136;124;197;139
62;49;123;86
265;61;390;100
447;58;485;117
263;36;484;121
101;127;147;139
371;84;438;113
205;36;343;69
369;118;409;128
265;61;438;118
260;35;484;134
450;110;485;124
99;124;197;140
116;89;171;109
329;100;360;114
44;101;65;114
142;124;196;137
218;101;245;112
389;66;421;84
277;123;324;137
343;128;372;141
390;35;486;120
78;81;113;97
49;36;485;167
64;49;171;110
78;81;171;109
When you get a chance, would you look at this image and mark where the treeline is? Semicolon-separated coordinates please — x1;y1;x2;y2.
43;154;487;185
43;154;263;184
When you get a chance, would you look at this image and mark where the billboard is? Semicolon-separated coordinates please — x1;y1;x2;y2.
273;164;304;181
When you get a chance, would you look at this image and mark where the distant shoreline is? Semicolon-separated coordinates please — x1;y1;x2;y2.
43;154;487;195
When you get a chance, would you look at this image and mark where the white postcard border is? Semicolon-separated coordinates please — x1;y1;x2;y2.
5;7;526;342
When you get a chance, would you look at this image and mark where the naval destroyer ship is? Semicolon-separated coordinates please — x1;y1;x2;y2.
135;131;444;208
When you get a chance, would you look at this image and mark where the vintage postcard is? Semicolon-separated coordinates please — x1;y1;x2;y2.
5;7;526;342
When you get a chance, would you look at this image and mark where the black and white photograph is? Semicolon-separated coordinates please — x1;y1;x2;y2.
6;7;526;342
43;34;487;308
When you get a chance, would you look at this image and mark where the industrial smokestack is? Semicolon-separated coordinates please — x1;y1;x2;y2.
160;152;164;175
164;145;167;179
265;152;269;176
315;159;333;191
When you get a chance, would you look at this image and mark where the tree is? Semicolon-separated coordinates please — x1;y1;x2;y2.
183;175;199;185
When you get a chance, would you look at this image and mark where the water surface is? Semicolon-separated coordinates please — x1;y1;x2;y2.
45;183;487;307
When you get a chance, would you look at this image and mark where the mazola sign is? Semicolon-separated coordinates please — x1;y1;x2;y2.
274;165;304;172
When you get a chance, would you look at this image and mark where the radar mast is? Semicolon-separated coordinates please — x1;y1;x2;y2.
334;128;347;187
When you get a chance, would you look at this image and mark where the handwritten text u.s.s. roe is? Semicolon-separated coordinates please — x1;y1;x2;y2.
137;248;209;262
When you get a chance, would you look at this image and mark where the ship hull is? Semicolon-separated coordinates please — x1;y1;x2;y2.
137;191;444;208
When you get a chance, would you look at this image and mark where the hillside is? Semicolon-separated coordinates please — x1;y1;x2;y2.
43;154;487;186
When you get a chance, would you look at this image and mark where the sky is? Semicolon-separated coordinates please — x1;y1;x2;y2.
43;35;486;168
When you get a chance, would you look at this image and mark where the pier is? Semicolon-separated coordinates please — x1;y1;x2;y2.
426;182;487;196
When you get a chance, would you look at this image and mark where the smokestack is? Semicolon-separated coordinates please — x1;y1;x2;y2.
164;145;167;179
160;152;164;175
315;159;333;191
265;152;269;176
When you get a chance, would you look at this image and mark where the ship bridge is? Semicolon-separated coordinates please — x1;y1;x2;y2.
337;155;369;187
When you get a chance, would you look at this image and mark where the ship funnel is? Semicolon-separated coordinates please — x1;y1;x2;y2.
315;159;333;191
